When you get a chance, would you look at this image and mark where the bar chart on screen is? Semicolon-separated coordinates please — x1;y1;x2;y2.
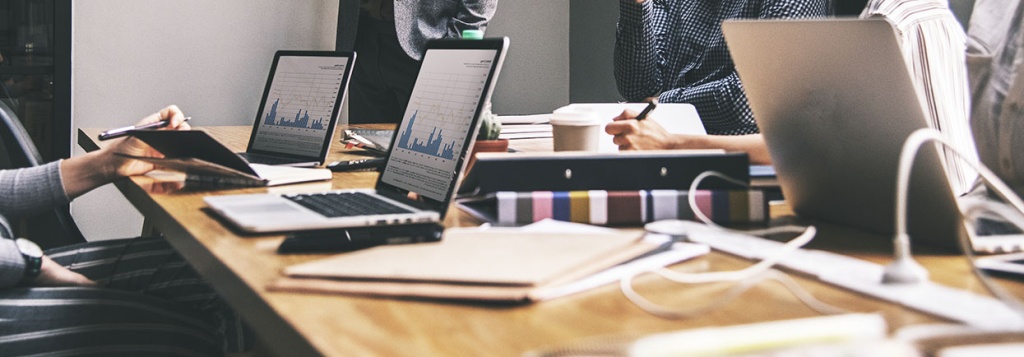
250;55;347;156
381;48;498;200
396;111;459;160
262;98;328;130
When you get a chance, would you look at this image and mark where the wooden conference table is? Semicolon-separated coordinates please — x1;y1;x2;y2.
78;125;1024;357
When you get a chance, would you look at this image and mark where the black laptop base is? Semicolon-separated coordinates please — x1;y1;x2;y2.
276;223;444;254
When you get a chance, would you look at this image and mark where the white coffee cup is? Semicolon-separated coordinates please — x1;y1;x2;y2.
550;106;602;152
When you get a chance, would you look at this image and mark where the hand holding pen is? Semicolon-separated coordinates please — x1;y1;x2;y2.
634;98;658;121
99;116;192;140
605;98;672;150
94;105;192;180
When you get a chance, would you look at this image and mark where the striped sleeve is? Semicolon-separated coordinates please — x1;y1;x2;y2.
862;0;978;195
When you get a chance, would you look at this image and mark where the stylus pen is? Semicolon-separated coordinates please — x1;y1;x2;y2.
327;157;387;172
634;98;659;121
98;117;191;141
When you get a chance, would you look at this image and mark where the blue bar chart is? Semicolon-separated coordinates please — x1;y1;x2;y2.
396;111;458;160
381;48;498;201
263;98;327;130
249;55;350;157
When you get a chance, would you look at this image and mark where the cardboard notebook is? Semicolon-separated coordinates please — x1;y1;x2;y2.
269;229;660;303
124;130;332;187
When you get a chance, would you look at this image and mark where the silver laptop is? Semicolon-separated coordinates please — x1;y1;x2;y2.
722;19;965;249
238;50;356;167
205;38;510;233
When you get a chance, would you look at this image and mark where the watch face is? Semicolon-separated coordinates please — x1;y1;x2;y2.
15;238;43;278
16;238;43;258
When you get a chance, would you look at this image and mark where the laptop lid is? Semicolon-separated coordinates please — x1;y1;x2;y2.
373;37;510;218
722;19;964;249
245;50;356;165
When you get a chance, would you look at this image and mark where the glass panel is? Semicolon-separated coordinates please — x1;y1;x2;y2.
0;0;55;161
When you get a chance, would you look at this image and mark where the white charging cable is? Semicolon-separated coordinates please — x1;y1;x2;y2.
619;170;846;318
886;129;1024;285
891;128;1024;319
620;268;848;319
959;198;1024;318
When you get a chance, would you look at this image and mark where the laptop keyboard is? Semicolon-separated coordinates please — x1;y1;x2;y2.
284;192;414;218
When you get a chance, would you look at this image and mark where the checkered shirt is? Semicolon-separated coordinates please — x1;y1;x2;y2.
614;0;828;135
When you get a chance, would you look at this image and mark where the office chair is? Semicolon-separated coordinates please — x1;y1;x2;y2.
0;100;87;248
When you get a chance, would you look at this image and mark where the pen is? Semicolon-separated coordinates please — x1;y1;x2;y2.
326;157;386;172
634;99;659;121
98;117;191;141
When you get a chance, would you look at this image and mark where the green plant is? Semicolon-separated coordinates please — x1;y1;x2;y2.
477;105;502;140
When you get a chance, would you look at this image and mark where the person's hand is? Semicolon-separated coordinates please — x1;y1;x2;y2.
104;105;191;178
605;109;677;150
27;256;97;287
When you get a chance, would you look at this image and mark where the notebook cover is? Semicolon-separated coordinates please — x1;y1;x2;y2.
270;232;659;303
127;130;258;176
281;230;647;286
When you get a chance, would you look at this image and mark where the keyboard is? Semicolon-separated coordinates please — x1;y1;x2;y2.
285;192;414;218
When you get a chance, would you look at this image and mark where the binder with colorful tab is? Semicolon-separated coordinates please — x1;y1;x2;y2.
457;189;769;226
458;150;750;196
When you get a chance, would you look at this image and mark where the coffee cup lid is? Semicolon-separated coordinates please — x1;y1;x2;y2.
550;106;601;126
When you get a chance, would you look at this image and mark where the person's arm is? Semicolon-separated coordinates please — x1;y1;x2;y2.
0;163;68;221
60;105;189;199
651;0;828;135
605;109;772;164
655;72;759;135
614;0;665;101
0;239;94;289
448;0;499;37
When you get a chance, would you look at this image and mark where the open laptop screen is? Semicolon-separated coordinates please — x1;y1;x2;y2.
247;51;355;161
378;38;507;205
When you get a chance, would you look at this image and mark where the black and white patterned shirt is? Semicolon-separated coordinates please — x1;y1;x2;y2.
614;0;828;135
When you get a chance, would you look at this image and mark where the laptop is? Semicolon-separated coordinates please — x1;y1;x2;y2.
722;19;965;249
204;37;510;233
239;50;356;167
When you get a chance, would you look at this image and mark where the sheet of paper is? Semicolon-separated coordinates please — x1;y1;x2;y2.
499;124;553;140
501;103;705;151
499;114;551;125
564;102;705;135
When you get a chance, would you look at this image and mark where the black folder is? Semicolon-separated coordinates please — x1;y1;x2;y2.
458;150;749;196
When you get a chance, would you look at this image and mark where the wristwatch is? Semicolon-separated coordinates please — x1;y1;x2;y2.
15;238;43;278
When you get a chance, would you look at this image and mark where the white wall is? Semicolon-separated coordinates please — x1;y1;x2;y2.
71;0;339;239
569;0;622;103
485;0;570;115
70;1;570;240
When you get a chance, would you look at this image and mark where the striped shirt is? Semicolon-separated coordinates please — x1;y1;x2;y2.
613;0;829;135
862;0;980;196
967;0;1024;196
0;163;251;354
0;238;252;354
